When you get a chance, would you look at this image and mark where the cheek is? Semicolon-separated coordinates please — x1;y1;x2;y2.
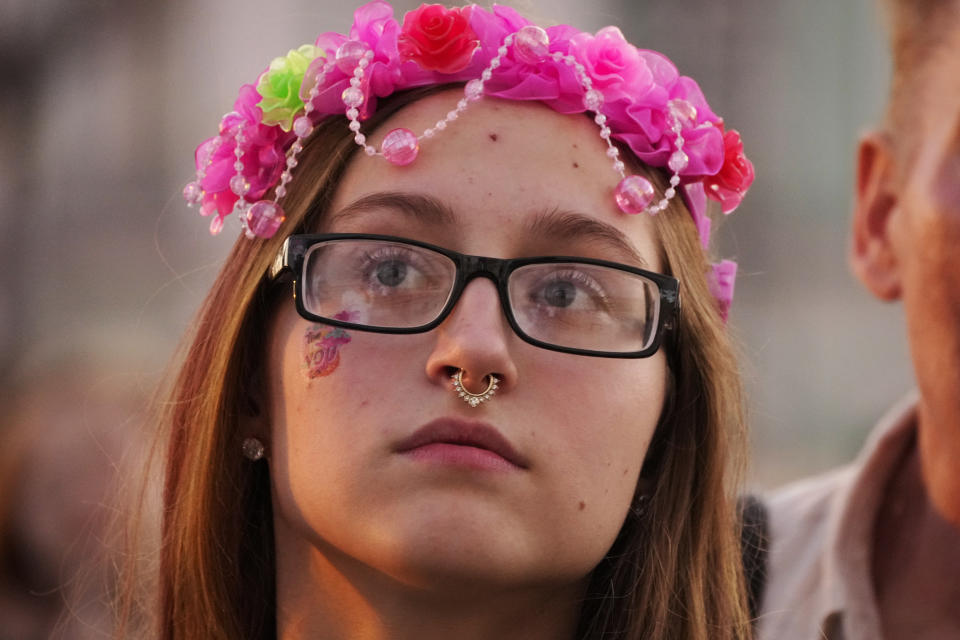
524;352;666;534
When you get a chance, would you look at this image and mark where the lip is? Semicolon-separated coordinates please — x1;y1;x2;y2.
394;418;529;471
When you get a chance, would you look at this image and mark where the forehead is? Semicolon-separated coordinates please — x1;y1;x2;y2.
326;90;661;266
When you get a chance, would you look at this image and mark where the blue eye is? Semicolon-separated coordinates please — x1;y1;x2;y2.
375;259;408;287
541;280;577;308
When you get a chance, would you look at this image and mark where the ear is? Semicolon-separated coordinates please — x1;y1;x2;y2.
238;365;270;445
850;132;903;301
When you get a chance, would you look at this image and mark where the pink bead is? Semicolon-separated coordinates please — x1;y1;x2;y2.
513;25;550;64
209;215;224;235
182;181;202;205
381;128;419;166
583;89;604;112
341;86;364;108
293;115;313;138
246;200;286;238
615;175;656;215
667;99;698;128
335;40;370;73
668;150;689;173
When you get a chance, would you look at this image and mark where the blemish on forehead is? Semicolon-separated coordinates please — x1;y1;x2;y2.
572;162;579;169
489;132;498;142
578;501;586;511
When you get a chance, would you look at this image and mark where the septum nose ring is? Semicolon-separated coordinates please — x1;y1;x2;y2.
451;369;499;407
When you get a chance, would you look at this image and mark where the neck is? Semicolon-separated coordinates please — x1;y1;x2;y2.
872;437;960;639
274;524;583;640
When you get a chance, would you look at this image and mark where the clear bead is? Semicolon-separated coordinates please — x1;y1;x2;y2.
286;156;298;168
670;175;681;186
667;98;698;129
481;69;493;81
364;146;376;156
293;116;313;138
584;89;604;112
664;187;676;199
349;120;361;132
612;160;625;172
594;113;607;125
336;40;371;74
668;150;689;173
465;79;484;101
182;181;203;205
341;86;364;108
606;147;619;158
275;185;287;198
446;110;458;121
436;120;447;130
599;127;611;140
230;174;248;196
354;133;365;145
490;58;500;69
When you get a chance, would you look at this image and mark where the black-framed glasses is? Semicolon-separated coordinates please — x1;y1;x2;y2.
269;233;679;358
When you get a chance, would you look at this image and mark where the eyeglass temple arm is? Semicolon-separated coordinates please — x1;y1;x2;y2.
268;237;293;281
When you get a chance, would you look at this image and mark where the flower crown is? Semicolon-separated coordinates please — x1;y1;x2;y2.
184;1;754;317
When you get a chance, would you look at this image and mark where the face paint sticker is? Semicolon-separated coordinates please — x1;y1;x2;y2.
302;311;356;379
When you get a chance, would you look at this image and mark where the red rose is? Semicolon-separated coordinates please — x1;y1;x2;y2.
704;128;755;213
398;4;479;74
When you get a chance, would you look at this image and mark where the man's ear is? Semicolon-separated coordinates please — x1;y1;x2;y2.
850;132;903;301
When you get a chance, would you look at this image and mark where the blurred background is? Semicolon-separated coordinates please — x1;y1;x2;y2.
0;0;911;636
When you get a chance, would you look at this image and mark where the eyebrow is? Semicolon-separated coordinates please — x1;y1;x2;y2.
524;208;652;269
326;192;456;228
328;191;650;268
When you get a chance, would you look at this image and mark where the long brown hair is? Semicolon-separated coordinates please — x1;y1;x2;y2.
120;86;751;639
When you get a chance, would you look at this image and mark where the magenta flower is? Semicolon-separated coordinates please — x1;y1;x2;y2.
570;27;652;104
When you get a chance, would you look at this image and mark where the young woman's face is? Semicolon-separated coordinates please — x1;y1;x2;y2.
264;91;669;594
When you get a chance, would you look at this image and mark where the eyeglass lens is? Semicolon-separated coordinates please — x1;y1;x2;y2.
301;238;661;353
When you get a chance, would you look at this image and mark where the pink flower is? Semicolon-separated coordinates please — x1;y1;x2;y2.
398;4;478;73
570;27;652;104
708;260;737;322
704;128;755;213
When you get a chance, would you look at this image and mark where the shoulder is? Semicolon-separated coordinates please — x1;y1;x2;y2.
754;465;856;639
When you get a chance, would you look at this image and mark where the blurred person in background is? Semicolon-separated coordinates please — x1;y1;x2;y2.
116;2;759;638
757;0;960;638
0;362;144;640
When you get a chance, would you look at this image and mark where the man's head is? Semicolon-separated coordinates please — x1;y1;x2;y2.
850;0;960;526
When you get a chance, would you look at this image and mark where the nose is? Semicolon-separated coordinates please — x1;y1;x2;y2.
424;276;519;396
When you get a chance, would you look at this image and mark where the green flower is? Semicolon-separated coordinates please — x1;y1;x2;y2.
256;44;324;131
